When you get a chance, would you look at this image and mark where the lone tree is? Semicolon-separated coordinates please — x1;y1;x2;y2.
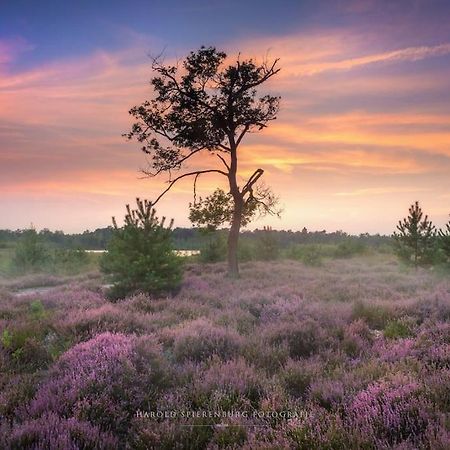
126;46;281;277
438;215;450;263
393;201;436;267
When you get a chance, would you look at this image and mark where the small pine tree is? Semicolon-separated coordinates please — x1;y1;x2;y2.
393;201;436;268
438;215;450;263
12;228;50;273
199;229;227;263
101;198;183;300
255;226;280;261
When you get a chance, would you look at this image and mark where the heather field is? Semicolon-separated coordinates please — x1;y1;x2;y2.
0;256;449;449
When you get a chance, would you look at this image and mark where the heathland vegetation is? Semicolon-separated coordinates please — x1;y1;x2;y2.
0;45;448;448
0;252;449;448
0;200;449;448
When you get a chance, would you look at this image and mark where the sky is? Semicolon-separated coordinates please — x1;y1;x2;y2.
0;0;449;234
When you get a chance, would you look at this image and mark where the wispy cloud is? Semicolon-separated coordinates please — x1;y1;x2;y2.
294;43;450;76
1;27;449;232
0;37;34;67
333;187;430;197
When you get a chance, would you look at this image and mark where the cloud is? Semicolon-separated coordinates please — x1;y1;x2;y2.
293;43;450;76
333;187;430;197
0;37;34;67
1;28;449;233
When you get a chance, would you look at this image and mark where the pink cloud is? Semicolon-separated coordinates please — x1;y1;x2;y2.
1;30;449;233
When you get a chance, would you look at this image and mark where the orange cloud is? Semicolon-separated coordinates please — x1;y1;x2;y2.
1;30;449;233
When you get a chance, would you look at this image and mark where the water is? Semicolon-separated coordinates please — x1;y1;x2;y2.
85;249;200;256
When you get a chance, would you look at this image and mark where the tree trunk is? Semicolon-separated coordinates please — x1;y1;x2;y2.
227;197;243;278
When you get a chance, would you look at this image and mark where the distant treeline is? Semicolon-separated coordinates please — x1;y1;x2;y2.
0;227;392;250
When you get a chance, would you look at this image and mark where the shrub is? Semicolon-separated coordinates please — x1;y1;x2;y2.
11;229;50;273
52;248;90;274
308;379;345;409
342;319;373;356
130;416;215;450
191;358;267;409
199;231;227;263
383;317;414;339
287;406;349;449
265;318;327;358
27;332;169;435
1;319;56;372
352;301;395;329
242;339;289;373
301;245;323;266
333;240;366;258
346;374;431;447
0;373;39;420
7;413;118;450
61;304;149;341
254;227;279;261
437;216;450;265
101;198;183;300
238;239;256;262
285;244;325;265
281;358;322;398
169;318;242;362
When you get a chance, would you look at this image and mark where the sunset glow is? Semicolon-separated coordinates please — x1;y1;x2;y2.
1;0;449;233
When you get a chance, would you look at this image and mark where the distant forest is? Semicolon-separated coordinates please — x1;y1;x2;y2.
0;227;391;250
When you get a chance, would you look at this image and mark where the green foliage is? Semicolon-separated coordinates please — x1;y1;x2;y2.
101;198;183;300
12;229;50;273
238;240;256;262
302;245;323;266
189;188;278;230
2;329;12;349
199;231;227;263
254;227;279;261
352;301;395;329
6;229;92;275
383;318;413;339
438;216;450;264
285;244;326;266
393;201;436;267
52;248;90;273
333;240;367;259
29;300;46;320
287;244;325;267
0;302;65;372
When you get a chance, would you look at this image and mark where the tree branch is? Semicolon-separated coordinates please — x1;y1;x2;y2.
242;168;264;194
215;153;230;170
152;169;228;206
236;124;250;147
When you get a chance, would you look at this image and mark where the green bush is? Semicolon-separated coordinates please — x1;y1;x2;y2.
238;239;256;262
383;318;413;339
302;245;323;266
285;244;324;266
437;217;450;266
254;227;279;261
52;248;90;273
200;231;226;263
352;301;395;329
333;240;366;259
12;229;50;273
101;198;183;300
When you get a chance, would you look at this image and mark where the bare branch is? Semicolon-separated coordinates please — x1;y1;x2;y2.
242;168;264;194
152;169;228;206
236;124;250;147
215;153;230;170
234;59;281;97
